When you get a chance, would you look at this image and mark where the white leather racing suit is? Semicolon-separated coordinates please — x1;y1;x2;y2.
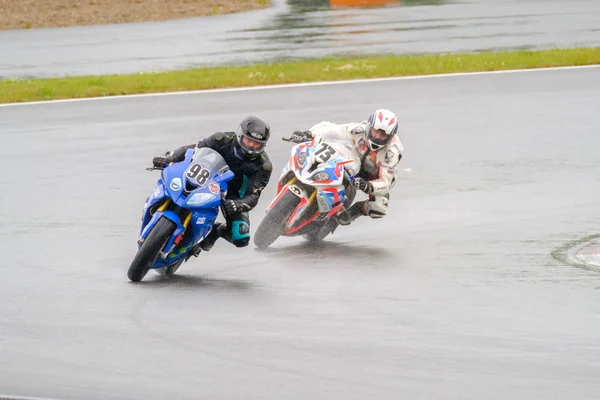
307;121;404;218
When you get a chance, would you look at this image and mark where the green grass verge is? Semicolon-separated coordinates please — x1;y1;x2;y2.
1;47;599;104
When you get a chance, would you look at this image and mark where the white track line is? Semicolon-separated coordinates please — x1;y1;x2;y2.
1;64;598;108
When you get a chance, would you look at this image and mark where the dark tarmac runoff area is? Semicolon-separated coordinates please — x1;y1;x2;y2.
1;67;600;399
1;0;599;79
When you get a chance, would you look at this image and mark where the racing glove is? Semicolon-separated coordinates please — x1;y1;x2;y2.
290;130;313;143
353;177;374;195
152;155;172;168
223;199;250;214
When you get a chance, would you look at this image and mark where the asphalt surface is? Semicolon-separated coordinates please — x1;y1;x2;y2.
1;67;600;399
1;0;600;79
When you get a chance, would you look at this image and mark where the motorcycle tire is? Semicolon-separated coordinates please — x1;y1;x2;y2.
254;189;301;250
128;216;176;282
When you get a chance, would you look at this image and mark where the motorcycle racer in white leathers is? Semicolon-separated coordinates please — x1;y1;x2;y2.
289;108;404;226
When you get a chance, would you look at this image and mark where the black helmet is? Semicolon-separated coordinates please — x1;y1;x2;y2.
234;115;271;160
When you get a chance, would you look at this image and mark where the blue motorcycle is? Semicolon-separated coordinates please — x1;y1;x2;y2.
128;147;234;282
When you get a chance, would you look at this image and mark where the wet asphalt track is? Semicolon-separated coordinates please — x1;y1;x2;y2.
1;67;600;399
2;0;600;79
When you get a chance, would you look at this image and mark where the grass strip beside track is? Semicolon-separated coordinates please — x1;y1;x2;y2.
1;47;599;104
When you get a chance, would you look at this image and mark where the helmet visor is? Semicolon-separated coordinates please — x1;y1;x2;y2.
369;127;392;147
239;132;267;155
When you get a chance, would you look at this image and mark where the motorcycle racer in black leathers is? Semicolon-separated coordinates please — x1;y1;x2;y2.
152;115;273;255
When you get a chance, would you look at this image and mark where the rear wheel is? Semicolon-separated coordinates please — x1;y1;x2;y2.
128;217;176;282
254;190;301;250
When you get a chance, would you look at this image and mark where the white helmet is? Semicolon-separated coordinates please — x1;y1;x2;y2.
366;109;399;151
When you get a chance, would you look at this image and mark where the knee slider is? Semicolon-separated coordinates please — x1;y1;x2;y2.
367;210;386;219
231;220;250;247
233;237;250;247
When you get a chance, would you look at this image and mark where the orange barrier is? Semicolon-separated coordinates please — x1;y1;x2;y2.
330;0;400;5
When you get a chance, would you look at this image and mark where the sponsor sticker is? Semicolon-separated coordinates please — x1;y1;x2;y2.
289;186;302;196
385;150;395;163
170;178;182;191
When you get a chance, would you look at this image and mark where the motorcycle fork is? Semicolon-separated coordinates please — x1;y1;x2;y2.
156;198;192;235
307;190;318;209
294;189;318;220
291;177;320;209
286;189;319;231
284;176;318;224
157;198;170;212
287;176;318;209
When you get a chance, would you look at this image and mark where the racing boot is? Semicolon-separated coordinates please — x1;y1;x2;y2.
187;223;225;259
335;202;365;226
198;223;227;252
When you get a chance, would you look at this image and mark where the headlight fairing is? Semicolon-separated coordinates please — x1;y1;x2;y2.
186;192;219;207
311;171;331;182
297;151;307;169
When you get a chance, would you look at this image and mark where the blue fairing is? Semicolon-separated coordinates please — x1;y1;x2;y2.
162;160;189;205
137;148;235;269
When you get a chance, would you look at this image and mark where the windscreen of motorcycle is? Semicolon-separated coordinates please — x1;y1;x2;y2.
184;148;230;188
325;140;361;177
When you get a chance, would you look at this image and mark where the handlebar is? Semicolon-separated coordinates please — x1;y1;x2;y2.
146;161;175;171
282;135;311;143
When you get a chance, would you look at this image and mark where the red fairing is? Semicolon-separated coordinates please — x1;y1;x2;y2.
286;197;308;225
284;211;320;234
268;185;289;210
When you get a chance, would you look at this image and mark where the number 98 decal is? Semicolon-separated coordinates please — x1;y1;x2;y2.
186;164;211;186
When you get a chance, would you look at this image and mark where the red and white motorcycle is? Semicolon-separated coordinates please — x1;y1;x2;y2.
254;135;361;249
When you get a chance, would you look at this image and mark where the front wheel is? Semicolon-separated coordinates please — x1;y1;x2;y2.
128;217;176;282
254;190;301;250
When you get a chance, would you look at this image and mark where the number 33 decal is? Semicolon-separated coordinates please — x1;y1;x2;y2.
186;164;211;186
